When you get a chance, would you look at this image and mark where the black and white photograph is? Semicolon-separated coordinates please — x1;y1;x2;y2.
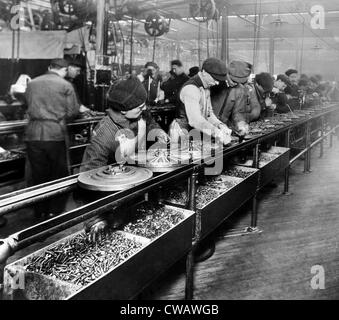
0;0;339;306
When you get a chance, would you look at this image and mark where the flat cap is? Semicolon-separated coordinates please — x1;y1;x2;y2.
50;58;69;68
202;57;228;81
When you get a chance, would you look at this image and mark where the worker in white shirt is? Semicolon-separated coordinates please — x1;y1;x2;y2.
169;57;232;145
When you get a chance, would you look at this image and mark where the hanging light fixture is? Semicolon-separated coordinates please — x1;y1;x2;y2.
311;43;323;50
270;16;288;27
270;3;288;27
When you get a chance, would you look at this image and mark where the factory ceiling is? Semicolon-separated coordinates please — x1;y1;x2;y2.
1;0;339;50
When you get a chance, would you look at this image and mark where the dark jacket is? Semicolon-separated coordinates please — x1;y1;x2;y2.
271;91;290;113
244;84;262;122
80;109;161;172
211;83;250;127
285;83;301;110
25;71;80;141
161;73;189;105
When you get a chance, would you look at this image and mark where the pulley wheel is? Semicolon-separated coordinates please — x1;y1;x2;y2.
78;165;153;191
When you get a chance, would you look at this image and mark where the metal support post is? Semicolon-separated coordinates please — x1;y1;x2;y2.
307;122;312;172
185;171;199;300
320;116;324;158
284;129;291;195
250;143;260;230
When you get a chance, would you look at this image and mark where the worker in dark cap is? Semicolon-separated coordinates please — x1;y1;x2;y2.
270;74;291;113
65;57;90;110
169;57;232;145
285;68;301;110
160;60;189;105
188;66;200;78
25;58;84;219
142;61;163;105
211;59;253;137
80;76;168;240
247;72;274;119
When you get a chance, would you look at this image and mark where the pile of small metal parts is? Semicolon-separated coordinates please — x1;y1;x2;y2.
25;232;143;287
0;150;23;161
224;168;252;179
202;176;239;191
164;184;223;209
196;186;224;208
123;204;185;239
259;153;278;163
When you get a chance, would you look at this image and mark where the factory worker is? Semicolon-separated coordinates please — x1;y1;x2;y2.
211;60;252;137
285;69;301;110
80;76;169;240
142;61;163;106
270;74;291;114
25;58;82;219
169;57;232;145
247;72;274;119
80;76;169;172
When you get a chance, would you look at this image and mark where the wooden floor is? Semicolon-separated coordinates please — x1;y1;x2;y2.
144;139;339;300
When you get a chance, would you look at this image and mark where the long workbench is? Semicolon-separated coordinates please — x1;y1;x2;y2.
0;103;338;300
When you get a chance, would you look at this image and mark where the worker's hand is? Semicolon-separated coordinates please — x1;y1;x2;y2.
218;123;232;136
226;74;237;87
156;130;170;144
87;221;108;243
215;128;232;145
236;121;250;136
79;105;90;113
84;217;108;243
265;97;273;107
272;87;280;94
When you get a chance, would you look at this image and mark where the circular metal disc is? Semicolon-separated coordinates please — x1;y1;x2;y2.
129;142;223;172
77;165;153;191
129;149;191;172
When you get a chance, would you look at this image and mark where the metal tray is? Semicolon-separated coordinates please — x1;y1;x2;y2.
234;146;290;188
3;206;194;300
198;166;259;239
163;166;259;240
0;150;26;183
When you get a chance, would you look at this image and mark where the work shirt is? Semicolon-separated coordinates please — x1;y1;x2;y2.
245;83;263;122
80;108;162;172
211;83;249;127
25;71;80;141
285;83;301;110
176;73;223;136
271;90;290;114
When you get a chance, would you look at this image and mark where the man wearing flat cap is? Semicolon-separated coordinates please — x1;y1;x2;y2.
211;59;253;137
25;58;82;218
247;72;275;119
170;57;232;145
66;57;90;111
80;76;168;240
